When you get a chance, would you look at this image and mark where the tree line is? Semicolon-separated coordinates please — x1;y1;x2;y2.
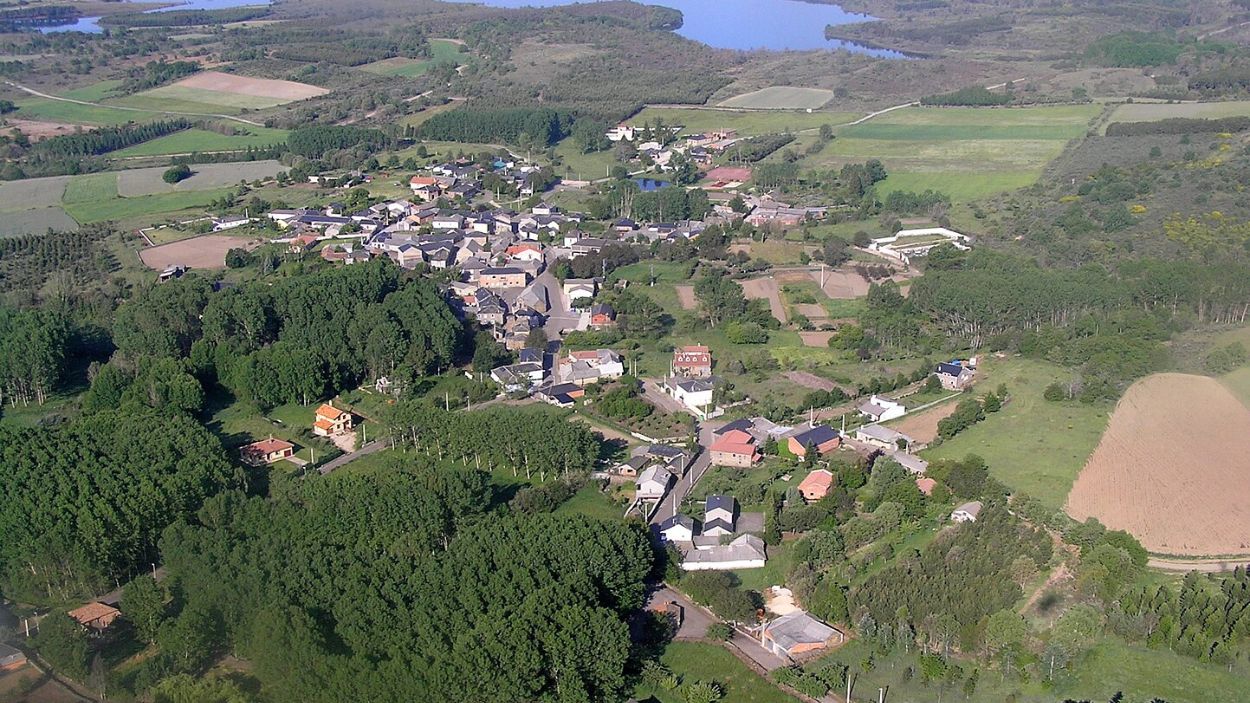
0;306;69;407
33;119;191;158
287;125;390;159
416;107;575;148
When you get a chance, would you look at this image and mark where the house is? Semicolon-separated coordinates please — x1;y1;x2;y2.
710;429;760;467
240;436;295;466
858;395;906;423
935;360;976;390
952;501;983;523
760;611;844;659
665;377;717;419
490;362;545;392
479;267;529;289
506;242;544;263
672;344;713;378
557;349;624;386
797;469;834;502
536;381;584;408
682;534;767;571
432;213;465;230
853;424;914;451
888;450;929;475
615;455;648;477
68;602;121;631
563;278;598;302
916;477;937;496
0;642;26;672
787;425;840;458
636;465;673;500
313;401;353;437
590;303;617;328
704;495;736;537
658;514;696;542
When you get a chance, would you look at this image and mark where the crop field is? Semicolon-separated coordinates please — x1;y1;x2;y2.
361;39;466;77
1066;373;1250;557
924;357;1111;509
115;160;283;196
0;207;78;236
634;106;857;135
67;189;232;224
171;71;328;102
13;98;162;126
718;86;836;110
111;127;290;157
1106;100;1250;126
110;73;328;115
887;396;959;444
793;103;1102;202
0;175;72;211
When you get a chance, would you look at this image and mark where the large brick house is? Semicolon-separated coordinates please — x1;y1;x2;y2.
672;344;712;378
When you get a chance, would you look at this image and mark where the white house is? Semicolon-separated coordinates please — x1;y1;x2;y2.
636;465;673;501
858;395;906;423
952;501;983;523
658;514;695;542
557;349;624;386
489;362;545;392
562;278;598;302
703;495;736;537
664;377;719;420
853;424;913;450
682;534;767;571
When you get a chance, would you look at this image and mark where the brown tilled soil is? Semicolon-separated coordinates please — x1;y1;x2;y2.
738;276;787;323
1066;373;1250;557
675;284;697;310
139;234;260;270
889;400;959;444
174;71;329;100
811;269;869;299
798;331;834;347
783;371;837;391
3;119;82;141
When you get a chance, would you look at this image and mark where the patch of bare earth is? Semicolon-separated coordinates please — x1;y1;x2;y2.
784;371;836;391
811;269;869;299
174;71;329;100
888;401;959;445
139;234;261;270
799;331;834;347
675;284;697;310
3;119;83;141
738;276;787;323
1066;373;1250;557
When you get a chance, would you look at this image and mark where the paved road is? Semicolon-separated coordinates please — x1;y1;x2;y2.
318;438;386;475
534;271;584;338
649;424;714;525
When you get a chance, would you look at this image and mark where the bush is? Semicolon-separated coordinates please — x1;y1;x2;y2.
1043;382;1067;402
162;164;191;184
706;622;734;641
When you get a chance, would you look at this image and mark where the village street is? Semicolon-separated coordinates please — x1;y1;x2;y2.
648;423;716;525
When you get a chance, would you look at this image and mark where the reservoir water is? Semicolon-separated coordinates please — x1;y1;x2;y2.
454;0;905;55
40;0;270;34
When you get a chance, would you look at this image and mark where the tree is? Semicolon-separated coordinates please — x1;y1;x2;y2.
163;164;192;184
35;612;89;679
706;622;733;641
122;575;168;644
472;332;509;374
151;674;254;703
984;609;1028;671
526;327;549;351
682;681;723;703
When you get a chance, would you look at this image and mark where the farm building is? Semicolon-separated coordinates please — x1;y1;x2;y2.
682;534;767;571
858;395;906;423
935;360;976;390
760;611;845;659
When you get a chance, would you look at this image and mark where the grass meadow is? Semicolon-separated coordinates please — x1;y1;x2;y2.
636;642;799;703
112;127;290;157
718;86;835;110
361;39;468;77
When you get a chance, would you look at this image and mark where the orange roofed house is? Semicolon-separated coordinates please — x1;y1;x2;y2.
787;425;840;459
672;345;712;378
240;436;295;466
68;602;121;631
313;401;353;437
710;429;761;467
797;469;834;502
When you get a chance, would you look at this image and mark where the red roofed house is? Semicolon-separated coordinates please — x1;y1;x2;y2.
240;436;295;466
409;176;441;201
505;242;544;262
68;602;121;631
798;469;834;502
672;345;712;378
313;401;353;437
288;233;318;253
710;429;761;467
916;477;937;496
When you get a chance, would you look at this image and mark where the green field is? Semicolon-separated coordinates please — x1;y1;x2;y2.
875;170;1038;201
921;357;1112;510
1106;100;1250;127
634;107;857;136
0;175;72;211
116;160;283;196
13;98;162;125
719;86;836;110
637;642;798;703
62;79;123;102
63;172;119;204
65;188;232;223
112;127;291;157
360;39;468;77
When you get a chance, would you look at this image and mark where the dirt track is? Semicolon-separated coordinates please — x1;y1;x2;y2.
738;276;787;323
139;234;260;270
1066;373;1250;557
889;400;959;444
675;285;697;310
784;371;837;392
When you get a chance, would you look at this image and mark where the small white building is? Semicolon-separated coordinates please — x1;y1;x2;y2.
636;465;673;501
858;395;906;423
664;377;719;420
952;501;983;523
562;278;598;302
853;423;913;450
682;534;767;572
869;227;971;265
658;514;695;542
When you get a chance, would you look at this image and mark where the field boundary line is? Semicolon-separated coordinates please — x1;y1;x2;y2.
4;80;264;126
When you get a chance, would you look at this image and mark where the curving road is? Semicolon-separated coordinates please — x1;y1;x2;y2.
4;80;265;126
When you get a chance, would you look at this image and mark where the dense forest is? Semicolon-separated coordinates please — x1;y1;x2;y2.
416;107;575;148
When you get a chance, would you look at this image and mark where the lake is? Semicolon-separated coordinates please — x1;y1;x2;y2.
40;0;270;33
452;0;905;55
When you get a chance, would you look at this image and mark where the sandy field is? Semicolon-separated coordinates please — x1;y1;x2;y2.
705;166;752;182
174;71;329;100
812;269;870;299
675;284;697;310
140;234;260;270
3;118;82;141
889;400;959;445
798;331;834;347
1066;373;1250;557
739;276;787;323
783;370;837;392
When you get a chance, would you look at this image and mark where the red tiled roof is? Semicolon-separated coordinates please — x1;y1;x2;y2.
916;477;937;496
68;602;120;626
798;469;834;493
717;429;754;445
711;439;757;457
316;403;344;420
247;437;293;454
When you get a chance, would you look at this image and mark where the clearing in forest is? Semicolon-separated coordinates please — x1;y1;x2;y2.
1066;373;1250;557
674;285;697;310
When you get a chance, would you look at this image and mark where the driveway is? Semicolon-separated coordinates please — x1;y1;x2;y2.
653;585;790;671
642;380;688;415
